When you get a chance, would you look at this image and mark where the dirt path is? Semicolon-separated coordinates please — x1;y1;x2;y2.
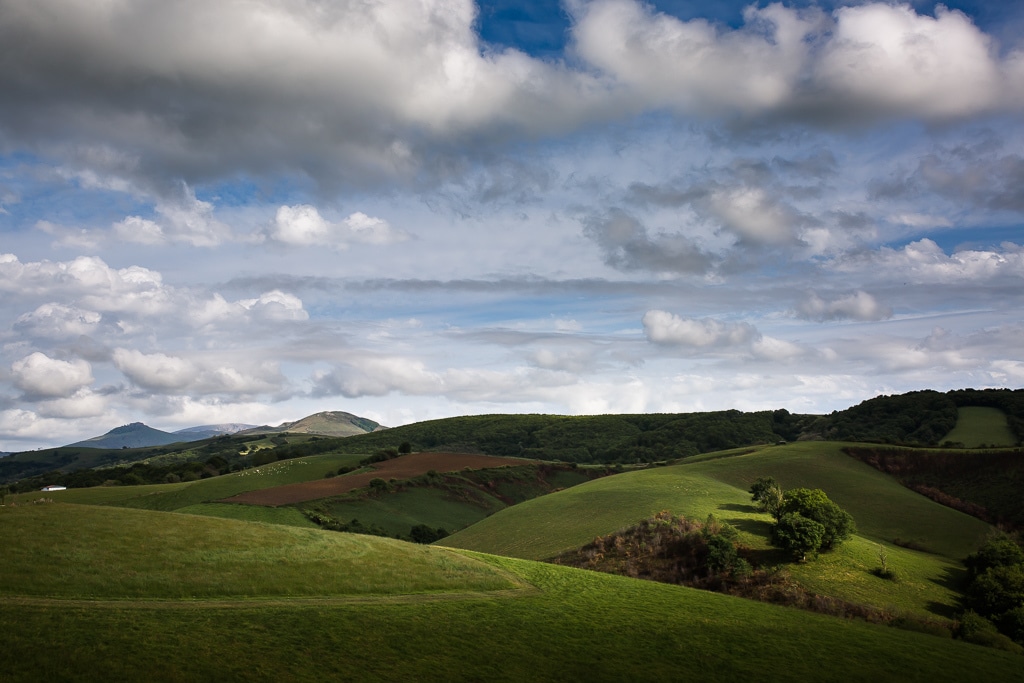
222;452;534;506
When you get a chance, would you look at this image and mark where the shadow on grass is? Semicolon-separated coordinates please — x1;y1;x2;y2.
722;515;774;539
718;503;759;514
925;565;968;618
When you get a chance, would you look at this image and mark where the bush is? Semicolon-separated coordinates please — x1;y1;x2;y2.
772;513;825;562
779;488;855;550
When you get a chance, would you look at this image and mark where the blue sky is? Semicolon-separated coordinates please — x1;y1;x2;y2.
1;0;1023;450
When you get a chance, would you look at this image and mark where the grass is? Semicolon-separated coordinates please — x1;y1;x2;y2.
942;406;1017;447
308;485;504;536
11;453;367;513
0;503;518;600
441;442;993;619
174;503;319;527
1;503;1022;682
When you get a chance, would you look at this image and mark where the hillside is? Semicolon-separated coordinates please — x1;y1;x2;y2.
441;441;993;620
66;422;187;449
245;410;382;437
2;503;1021;682
319;410;805;462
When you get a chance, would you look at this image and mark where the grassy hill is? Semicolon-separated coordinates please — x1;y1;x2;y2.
942;406;1018;448
441;442;993;620
10;452;367;526
245;410;382;437
2;502;1021;682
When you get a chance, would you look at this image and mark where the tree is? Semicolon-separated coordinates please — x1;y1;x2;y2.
398;441;412;454
773;513;825;562
778;488;855;550
0;484;8;505
749;476;784;517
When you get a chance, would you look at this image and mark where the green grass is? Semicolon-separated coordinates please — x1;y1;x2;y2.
942;406;1017;447
441;442;993;619
174;503;319;527
0;503;518;600
1;504;1022;682
309;485;504;536
12;453;367;513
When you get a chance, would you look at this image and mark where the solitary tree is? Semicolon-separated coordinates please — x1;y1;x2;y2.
0;485;9;505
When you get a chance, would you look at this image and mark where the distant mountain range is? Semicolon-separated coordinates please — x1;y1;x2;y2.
63;411;382;449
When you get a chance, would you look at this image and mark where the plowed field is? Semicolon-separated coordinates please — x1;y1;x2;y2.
222;452;534;506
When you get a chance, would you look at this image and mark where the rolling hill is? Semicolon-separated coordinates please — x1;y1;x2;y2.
2;502;1021;682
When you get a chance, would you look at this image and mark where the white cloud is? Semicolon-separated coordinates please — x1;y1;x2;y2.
835;239;1024;283
113;216;165;245
751;336;807;362
14;303;102;338
797;291;893;322
11;352;94;398
704;186;801;246
270;205;407;248
814;4;1002;120
112;349;198;392
642;310;758;348
570;0;817;114
34;391;108;419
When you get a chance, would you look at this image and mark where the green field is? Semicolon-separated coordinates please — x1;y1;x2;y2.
442;442;992;618
2;503;1021;682
11;453;366;514
942;406;1018;447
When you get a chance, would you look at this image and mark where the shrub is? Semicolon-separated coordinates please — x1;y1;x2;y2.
772;513;825;562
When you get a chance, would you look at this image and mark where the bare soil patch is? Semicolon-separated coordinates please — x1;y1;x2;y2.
222;452;534;507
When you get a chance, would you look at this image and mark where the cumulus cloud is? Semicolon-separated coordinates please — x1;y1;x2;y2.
582;209;714;274
1;0;1020;193
14;303;102;338
642;310;758;348
112;349;198;392
835;239;1024;283
797;291;893;322
810;4;1003;120
270;205;408;248
570;0;819;114
11;352;94;398
112;348;286;395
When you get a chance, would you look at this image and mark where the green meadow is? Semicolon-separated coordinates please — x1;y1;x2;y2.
2;502;1021;682
442;442;991;619
11;452;366;515
942;406;1018;447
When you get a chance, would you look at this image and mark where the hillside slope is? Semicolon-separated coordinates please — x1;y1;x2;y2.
245;410;382;437
2;503;1021;682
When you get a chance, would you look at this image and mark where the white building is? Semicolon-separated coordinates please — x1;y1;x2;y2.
40;485;67;492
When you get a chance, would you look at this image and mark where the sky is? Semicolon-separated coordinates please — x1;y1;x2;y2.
1;0;1023;451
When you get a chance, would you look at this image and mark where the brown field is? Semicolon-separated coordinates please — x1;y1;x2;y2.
222;452;536;506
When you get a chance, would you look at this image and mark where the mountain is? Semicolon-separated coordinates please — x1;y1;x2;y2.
67;423;188;450
243;411;383;437
173;423;257;440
